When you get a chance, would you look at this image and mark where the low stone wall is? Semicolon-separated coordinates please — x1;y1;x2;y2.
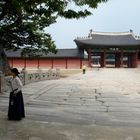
0;69;60;93
0;72;5;93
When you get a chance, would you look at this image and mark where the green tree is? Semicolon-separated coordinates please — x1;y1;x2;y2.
0;0;108;74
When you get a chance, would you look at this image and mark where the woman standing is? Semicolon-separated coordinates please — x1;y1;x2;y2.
8;68;25;120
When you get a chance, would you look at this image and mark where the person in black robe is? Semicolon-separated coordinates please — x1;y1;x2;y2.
8;68;25;120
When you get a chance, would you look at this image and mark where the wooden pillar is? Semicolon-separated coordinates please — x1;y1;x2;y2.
80;59;82;69
136;50;138;67
115;51;123;68
115;53;120;68
120;50;123;67
131;51;138;68
37;58;40;69
127;54;131;68
88;49;92;67
51;59;54;69
65;58;68;69
101;49;106;67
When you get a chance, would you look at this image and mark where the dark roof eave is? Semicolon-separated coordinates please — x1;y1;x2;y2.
7;56;82;59
76;42;140;49
6;48;84;58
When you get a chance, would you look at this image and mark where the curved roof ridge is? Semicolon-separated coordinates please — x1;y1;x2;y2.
91;31;132;36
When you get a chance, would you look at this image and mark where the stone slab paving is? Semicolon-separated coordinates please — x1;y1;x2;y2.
1;68;140;139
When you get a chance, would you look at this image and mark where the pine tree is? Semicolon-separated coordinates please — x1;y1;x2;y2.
0;0;108;73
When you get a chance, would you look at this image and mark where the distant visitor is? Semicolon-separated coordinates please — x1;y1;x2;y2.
82;64;86;74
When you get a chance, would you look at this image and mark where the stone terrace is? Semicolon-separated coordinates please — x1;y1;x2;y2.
1;68;140;140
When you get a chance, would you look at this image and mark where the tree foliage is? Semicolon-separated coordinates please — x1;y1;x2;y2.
0;0;108;57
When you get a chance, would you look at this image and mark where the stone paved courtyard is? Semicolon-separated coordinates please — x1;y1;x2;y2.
1;68;140;140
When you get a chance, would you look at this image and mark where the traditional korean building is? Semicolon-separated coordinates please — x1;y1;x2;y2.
74;30;140;68
6;48;88;70
5;30;140;69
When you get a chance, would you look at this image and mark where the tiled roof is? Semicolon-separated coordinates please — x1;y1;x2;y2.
5;48;84;58
74;31;140;49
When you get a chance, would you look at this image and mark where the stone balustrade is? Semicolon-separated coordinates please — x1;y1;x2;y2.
0;69;60;93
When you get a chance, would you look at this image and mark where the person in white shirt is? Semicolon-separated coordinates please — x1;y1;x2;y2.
8;68;25;120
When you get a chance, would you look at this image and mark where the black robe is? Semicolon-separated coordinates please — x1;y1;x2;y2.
8;91;25;120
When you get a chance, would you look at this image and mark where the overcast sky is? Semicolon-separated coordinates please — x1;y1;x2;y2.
46;0;140;49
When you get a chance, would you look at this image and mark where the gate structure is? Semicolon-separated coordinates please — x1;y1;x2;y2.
74;30;140;68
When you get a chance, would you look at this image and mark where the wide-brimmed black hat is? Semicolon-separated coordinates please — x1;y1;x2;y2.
11;68;20;75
